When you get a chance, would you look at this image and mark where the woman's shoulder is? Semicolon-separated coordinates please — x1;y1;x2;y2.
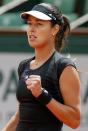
18;59;29;67
17;59;29;77
54;52;77;77
18;56;34;67
54;51;76;68
17;57;34;76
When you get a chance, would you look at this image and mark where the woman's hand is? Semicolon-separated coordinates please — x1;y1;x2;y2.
25;75;42;97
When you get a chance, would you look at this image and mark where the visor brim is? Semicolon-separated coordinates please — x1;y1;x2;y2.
21;10;52;20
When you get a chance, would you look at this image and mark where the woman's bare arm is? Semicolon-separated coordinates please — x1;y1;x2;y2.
46;66;81;129
1;106;19;131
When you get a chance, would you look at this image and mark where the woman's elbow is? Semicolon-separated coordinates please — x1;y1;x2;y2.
70;112;81;129
71;119;80;129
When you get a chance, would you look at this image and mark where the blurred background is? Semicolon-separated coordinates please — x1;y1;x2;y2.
0;0;88;130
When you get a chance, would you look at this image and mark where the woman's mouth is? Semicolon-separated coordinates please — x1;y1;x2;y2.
29;35;37;41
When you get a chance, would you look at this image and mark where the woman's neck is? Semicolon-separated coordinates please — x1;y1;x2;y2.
34;46;55;63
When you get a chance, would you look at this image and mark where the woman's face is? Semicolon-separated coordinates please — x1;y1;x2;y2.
27;15;56;48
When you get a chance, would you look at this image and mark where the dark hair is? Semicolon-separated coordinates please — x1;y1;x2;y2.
39;3;70;52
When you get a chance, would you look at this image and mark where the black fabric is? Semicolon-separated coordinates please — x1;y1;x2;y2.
16;51;76;131
37;88;52;105
16;122;61;131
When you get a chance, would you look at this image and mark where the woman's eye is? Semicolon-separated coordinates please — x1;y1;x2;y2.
27;21;31;25
37;23;43;26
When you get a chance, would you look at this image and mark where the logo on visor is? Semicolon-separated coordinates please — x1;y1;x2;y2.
48;14;56;21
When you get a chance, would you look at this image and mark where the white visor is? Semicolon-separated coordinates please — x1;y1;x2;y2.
21;10;52;20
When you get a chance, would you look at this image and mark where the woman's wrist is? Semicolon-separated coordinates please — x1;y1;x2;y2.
36;88;52;106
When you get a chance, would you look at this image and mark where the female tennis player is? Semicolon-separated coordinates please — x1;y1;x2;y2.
2;3;81;131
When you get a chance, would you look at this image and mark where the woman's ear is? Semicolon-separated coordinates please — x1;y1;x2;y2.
52;24;60;36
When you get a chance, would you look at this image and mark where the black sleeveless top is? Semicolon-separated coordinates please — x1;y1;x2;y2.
16;51;76;130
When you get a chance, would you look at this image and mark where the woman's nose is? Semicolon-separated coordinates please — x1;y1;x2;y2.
29;25;36;33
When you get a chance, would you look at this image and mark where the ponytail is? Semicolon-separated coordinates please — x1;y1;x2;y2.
55;16;70;52
39;3;70;52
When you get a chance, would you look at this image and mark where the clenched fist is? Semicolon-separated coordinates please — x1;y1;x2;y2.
25;75;42;97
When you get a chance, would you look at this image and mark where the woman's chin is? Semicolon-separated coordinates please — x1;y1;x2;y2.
29;42;44;48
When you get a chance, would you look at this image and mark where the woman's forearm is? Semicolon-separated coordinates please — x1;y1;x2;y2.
46;98;80;129
1;111;19;131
